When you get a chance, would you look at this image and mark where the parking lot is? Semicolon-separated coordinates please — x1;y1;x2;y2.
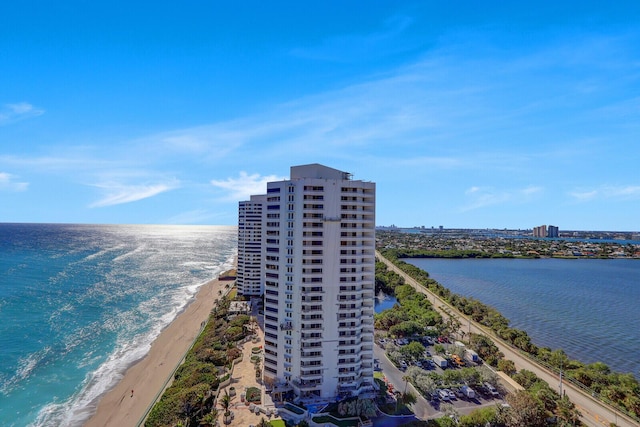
374;336;506;419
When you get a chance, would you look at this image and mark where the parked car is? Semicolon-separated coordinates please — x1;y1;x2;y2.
437;389;450;401
460;385;476;399
484;382;499;397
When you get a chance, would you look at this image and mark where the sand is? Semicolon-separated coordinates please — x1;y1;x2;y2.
84;276;230;427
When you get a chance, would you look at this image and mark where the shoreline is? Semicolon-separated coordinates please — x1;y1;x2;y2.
83;274;232;427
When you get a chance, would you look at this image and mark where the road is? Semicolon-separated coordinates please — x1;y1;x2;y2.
376;251;638;427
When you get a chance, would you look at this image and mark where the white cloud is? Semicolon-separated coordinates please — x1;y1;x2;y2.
89;180;179;208
461;186;511;211
520;185;543;197
461;184;542;212
569;190;599;201
0;102;44;126
569;185;640;202
210;171;286;201
0;172;29;191
609;185;640;198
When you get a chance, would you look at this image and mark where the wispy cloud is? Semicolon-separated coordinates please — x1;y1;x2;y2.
0;153;116;172
0;172;29;192
108;28;639;175
0;102;44;126
210;171;286;201
461;185;542;211
89;180;180;208
569;185;640;202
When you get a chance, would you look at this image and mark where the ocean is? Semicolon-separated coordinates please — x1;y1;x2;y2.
405;258;640;377
0;223;237;427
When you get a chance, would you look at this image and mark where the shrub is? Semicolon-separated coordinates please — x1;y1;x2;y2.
246;386;261;403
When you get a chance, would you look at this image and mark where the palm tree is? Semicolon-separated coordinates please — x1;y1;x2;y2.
402;375;411;395
220;390;232;423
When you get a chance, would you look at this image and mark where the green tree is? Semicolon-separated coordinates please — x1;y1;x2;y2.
556;395;581;426
199;409;218;427
401;341;426;361
402;390;417;406
504;390;547;427
415;375;437;398
458;406;498;427
441;403;460;425
549;349;570;370
498;359;516;376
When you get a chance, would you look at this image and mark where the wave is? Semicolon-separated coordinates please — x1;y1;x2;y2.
31;255;237;426
0;224;238;426
0;347;51;396
111;244;148;264
82;244;128;262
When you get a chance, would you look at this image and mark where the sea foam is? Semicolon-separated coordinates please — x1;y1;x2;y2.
0;224;237;427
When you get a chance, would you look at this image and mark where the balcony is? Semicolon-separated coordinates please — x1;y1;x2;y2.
301;305;323;313
337;304;362;313
301;342;322;350
301;333;323;340
338;384;358;393
291;379;322;390
338;340;361;349
337;294;363;303
300;371;324;381
338;358;362;368
301;287;324;296
300;355;322;362
280;322;293;330
337;323;360;331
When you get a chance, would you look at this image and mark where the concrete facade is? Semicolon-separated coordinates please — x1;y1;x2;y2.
237;194;266;296
254;164;376;402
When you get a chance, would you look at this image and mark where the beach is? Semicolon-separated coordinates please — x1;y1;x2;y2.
84;275;230;427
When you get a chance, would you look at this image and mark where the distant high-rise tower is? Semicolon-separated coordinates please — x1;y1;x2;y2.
533;225;547;238
237;195;266;296
533;224;559;238
253;164;376;402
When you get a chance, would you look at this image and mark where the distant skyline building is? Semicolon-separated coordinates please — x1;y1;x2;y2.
533;224;559;238
533;225;547;238
237;194;266;296
243;163;376;403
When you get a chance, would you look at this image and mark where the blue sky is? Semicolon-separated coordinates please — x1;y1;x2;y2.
2;1;640;231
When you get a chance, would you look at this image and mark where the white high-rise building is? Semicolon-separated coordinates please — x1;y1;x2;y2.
258;164;376;402
237;194;266;296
